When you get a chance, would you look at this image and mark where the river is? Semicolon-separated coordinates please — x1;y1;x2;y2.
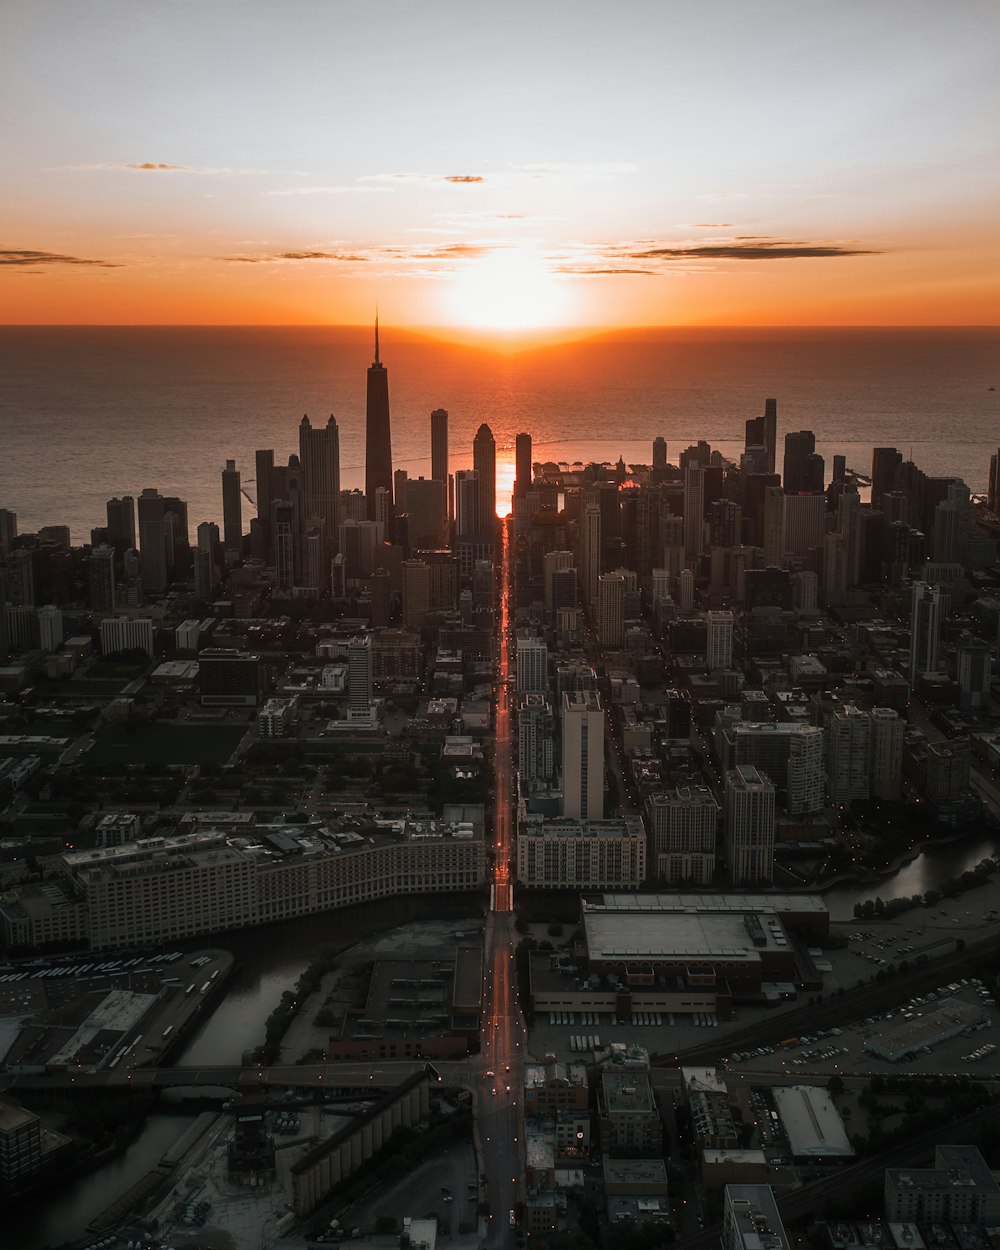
14;837;1000;1248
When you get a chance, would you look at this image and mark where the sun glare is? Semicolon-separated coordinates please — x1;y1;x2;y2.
443;248;569;329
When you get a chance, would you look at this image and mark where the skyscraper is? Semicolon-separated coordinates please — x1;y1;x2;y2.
597;572;625;648
827;703;871;804
88;543;116;612
365;318;393;520
514;432;532;499
299;416;341;551
762;397;778;475
137;488;169;594
910;580;949;686
706;610;734;670
473;423;496;537
221;459;242;561
724;764;775;884
104;497;135;553
652;437;667;472
561;690;605;821
431;408;449;526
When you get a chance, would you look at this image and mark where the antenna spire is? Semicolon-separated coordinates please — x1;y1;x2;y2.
374;308;380;365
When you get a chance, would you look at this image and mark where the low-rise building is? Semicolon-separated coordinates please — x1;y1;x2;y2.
516;816;646;890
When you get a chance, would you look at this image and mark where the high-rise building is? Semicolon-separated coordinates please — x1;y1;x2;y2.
455;470;480;539
431;408;449;525
782;430;816;494
762;398;778;475
137;488;169;594
518;692;555;788
221;459;243;560
104;497;135;553
348;634;373;716
956;635;992;713
706;610;734;671
652;436;667;472
597;572;625;648
514;432;532;499
724;764;775;885
516;631;549;693
543;549;574;618
677;567;695;613
910;581;949;686
582;505;602;606
194;521;219;601
37;604;63;652
88;543;117;612
403;477;447;550
648;786;718;884
473;423;496;538
365;318;393;519
871;446;903;508
762;486;784;567
869;706;904;800
683;465;705;559
299;415;341;549
827;704;871;804
100;616;155;657
782;492;826;557
561;690;604;821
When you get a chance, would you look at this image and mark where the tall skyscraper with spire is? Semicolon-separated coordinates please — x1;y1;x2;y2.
365;316;393;521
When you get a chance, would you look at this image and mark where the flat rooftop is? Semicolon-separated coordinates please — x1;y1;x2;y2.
584;909;790;963
772;1085;854;1159
583;892;828;917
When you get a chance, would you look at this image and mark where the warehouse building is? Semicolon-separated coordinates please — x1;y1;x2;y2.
772;1085;853;1162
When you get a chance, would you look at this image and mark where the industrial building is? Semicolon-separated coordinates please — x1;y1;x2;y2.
771;1085;853;1162
864;997;984;1063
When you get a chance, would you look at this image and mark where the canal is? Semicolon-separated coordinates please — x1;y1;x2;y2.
14;838;1000;1248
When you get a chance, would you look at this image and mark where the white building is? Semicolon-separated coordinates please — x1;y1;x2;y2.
175;619;202;652
648;787;718;884
516;817;646;890
99;616;154;657
258;696;299;738
561;690;604;821
724;765;775;885
37;605;63;653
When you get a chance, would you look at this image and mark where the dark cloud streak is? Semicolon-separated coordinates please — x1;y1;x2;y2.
0;249;120;268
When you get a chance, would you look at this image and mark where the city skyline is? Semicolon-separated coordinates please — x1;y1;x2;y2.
4;1;999;329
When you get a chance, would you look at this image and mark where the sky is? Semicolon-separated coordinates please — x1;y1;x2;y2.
3;0;999;329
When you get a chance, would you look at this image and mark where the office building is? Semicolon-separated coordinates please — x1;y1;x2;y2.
0;1098;43;1183
597;572;625;648
956;635;992;712
868;707;904;800
221;458;243;560
365;318;393;519
348;634;374;717
677;568;695;613
562;690;604;821
581;505;602;606
782;430;816;494
910;581;949;686
516;816;646;890
782;492;826;557
137;488;169;594
455;470;480;539
762;486;784;566
105;496;135;553
683;465;705;559
543;549;574;617
88;543;117;612
706;610;734;671
652;436;667;472
648;787;718;884
194;521;219;600
515;432;532;498
827;704;871;804
724;765;775;885
516;632;548;694
404;477;447;550
519;693;556;790
473;423;496;539
99;616;154;657
37;604;63;652
431;407;449;503
599;1070;662;1154
300;415;341;548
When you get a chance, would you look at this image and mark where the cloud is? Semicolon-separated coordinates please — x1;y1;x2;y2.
361;172;485;185
691;222;735;228
126;162;193;171
225;249;370;263
630;242;877;260
556;266;654;276
0;248;120;268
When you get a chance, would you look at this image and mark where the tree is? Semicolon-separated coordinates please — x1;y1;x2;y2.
826;1074;845;1098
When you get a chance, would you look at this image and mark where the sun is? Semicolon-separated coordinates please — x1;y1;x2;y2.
442;247;570;329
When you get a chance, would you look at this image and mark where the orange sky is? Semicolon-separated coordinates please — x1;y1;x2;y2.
4;1;999;328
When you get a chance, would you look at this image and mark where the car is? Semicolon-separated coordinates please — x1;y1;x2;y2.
505;1063;511;1072
485;1069;495;1077
491;1087;497;1095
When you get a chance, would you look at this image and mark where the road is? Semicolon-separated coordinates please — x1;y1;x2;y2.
480;519;524;1248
